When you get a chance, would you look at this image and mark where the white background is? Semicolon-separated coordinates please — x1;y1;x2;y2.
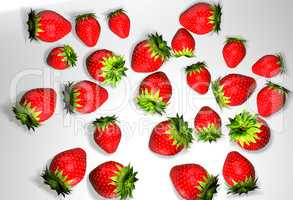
0;0;293;199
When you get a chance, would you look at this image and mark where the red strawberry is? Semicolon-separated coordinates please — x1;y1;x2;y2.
75;13;100;47
194;106;222;143
63;80;108;114
47;45;77;70
170;163;219;200
212;74;256;108
223;37;246;68
136;71;172;114
257;82;289;117
228;111;270;151
27;10;71;42
13;88;56;130
108;9;130;39
185;62;211;94
86;49;127;87
41;148;86;196
93;115;121;154
89;161;138;199
149;114;193;156
252;54;285;78
180;3;222;35
223;151;258;195
132;33;171;73
172;28;195;57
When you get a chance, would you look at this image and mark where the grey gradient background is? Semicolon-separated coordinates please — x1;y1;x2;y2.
0;0;293;199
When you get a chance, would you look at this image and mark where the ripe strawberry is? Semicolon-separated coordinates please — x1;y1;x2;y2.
131;33;171;73
212;74;256;108
257;82;289;117
27;10;71;42
170;163;219;200
108;9;130;39
223;37;246;68
75;13;100;47
180;3;222;35
194;106;222;143
63;80;108;114
89;161;138;199
149;114;193;156
136;71;172;114
86;49;127;87
185;62;211;94
172;28;195;57
13;88;56;130
41;148;86;196
93;115;121;154
223;151;258;195
228;111;270;151
47;45;77;70
252;54;285;78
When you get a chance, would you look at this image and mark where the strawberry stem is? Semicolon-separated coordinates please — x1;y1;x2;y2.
197;174;219;200
228;177;258;195
266;81;290;95
93;115;118;130
108;8;126;18
211;3;222;33
76;13;96;21
148;33;171;61
111;164;138;200
60;45;78;67
185;62;207;74
211;78;231;109
27;9;41;41
197;124;222;143
41;167;72;197
276;53;285;74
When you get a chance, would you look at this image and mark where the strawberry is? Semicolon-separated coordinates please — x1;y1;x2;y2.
223;151;258;195
89;161;138;199
75;13;101;47
194;106;222;143
170;163;219;200
131;33;171;73
108;9;130;39
41;148;86;196
27;10;71;42
180;3;222;35
257;82;289;117
223;37;246;68
212;74;256;108
47;45;77;70
185;62;211;94
136;71;172;114
149;114;193;156
172;28;195;57
228;111;270;151
252;53;285;78
93;115;121;154
13;88;56;130
63;80;108;114
86;49;127;87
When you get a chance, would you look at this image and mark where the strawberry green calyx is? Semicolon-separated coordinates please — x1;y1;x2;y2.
228;111;262;147
277;53;285;74
267;81;290;95
93;115;118;130
168;114;193;149
226;37;247;45
197;124;222;143
197;175;219;200
101;55;128;87
185;62;207;74
212;78;231;108
111;164;138;200
173;48;194;58
76;13;96;21
108;8;125;18
62;82;81;114
228;177;258;195
41;167;73;197
60;45;77;67
136;89;167;115
12;101;41;131
147;33;171;61
27;9;43;41
210;3;222;33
